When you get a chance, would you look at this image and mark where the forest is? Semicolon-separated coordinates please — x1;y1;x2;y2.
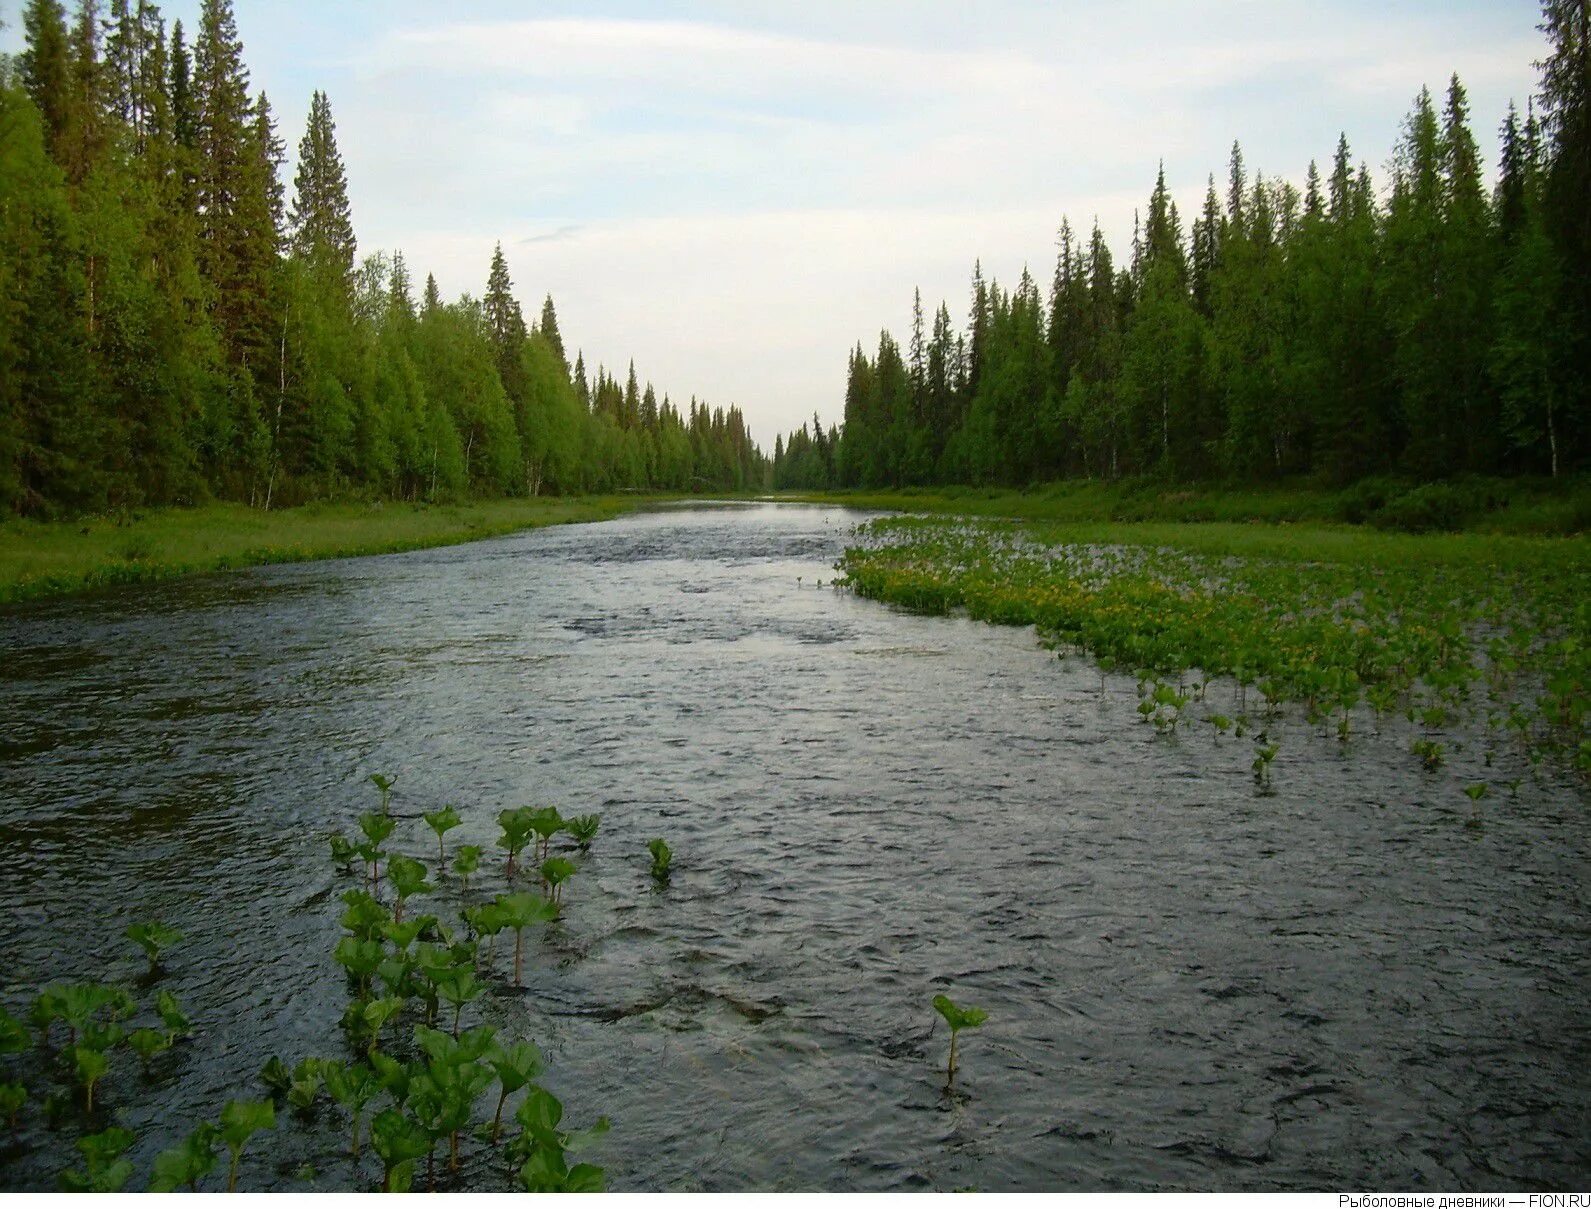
772;4;1589;493
0;0;767;519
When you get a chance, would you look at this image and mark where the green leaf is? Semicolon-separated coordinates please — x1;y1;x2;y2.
423;805;462;837
932;994;988;1033
148;1124;220;1192
125;920;182;965
487;1040;544;1093
219;1098;276;1151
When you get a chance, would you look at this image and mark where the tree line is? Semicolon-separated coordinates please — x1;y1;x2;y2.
774;3;1588;491
1;0;765;518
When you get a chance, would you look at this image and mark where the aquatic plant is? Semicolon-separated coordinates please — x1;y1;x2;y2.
510;1087;609;1193
328;834;358;872
497;808;535;877
218;1099;276;1192
260;1056;292;1098
1251;742;1279;791
487;1041;544;1144
371;1107;431;1193
386;855;433;923
154;989;191;1043
323;1061;379;1158
71;1042;113;1111
1412;738;1445;771
0;1081;25;1129
127;1027;171;1067
540;856;576;908
453;844;483;895
125;921;182;974
527;807;565;865
564;814;600;850
932;994;988;1090
358;811;397;892
59;1126;136;1191
494;892;557;987
435;967;485;1037
1463;782;1489;829
368;773;397;816
423;805;463;864
647;838;673;884
148;1124;221;1192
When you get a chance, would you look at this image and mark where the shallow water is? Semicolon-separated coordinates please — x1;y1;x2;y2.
1;502;1587;1191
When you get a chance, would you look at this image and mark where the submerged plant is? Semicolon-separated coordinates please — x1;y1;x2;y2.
423;805;463;864
125;921;182;974
647;838;672;884
932;994;988;1090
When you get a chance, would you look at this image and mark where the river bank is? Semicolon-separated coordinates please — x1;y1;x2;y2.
0;496;673;604
780;476;1590;538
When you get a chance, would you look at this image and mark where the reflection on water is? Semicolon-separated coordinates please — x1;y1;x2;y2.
0;503;1587;1190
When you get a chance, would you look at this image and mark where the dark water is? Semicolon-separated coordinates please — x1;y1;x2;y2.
1;503;1587;1191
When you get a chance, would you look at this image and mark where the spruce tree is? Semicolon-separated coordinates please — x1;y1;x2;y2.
288;90;355;282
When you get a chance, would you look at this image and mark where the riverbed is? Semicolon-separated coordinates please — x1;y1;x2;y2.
1;503;1586;1190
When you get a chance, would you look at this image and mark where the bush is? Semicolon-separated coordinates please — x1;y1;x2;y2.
1370;482;1483;533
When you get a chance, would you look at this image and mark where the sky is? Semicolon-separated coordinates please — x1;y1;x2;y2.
0;1;1552;447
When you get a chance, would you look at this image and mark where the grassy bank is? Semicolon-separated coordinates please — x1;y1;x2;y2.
0;496;661;605
782;475;1591;538
835;514;1590;773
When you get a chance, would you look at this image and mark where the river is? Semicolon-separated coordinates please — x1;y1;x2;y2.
1;502;1586;1190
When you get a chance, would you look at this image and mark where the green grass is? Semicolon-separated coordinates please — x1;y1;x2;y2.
780;474;1591;539
0;496;663;604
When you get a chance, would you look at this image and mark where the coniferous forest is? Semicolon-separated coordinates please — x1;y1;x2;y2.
773;4;1589;493
0;0;765;519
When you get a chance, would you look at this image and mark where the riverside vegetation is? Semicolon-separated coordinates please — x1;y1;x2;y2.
0;779;640;1192
835;517;1591;788
0;756;995;1191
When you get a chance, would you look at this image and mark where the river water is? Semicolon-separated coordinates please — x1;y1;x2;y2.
1;503;1586;1191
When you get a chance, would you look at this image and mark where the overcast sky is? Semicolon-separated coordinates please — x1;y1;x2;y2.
2;1;1550;445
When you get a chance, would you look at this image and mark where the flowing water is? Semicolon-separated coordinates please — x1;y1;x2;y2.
0;502;1586;1191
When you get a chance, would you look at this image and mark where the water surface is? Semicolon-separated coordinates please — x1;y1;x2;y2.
1;503;1586;1190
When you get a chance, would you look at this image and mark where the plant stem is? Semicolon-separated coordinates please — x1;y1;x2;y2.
946;1031;958;1088
491;1090;507;1145
228;1151;240;1193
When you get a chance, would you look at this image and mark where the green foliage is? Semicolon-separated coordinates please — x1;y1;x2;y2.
125;920;182;971
932;994;988;1088
423;804;462;862
59;1126;136;1192
647;838;673;883
564;814;600;850
149;1124;222;1192
219;1099;276;1192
